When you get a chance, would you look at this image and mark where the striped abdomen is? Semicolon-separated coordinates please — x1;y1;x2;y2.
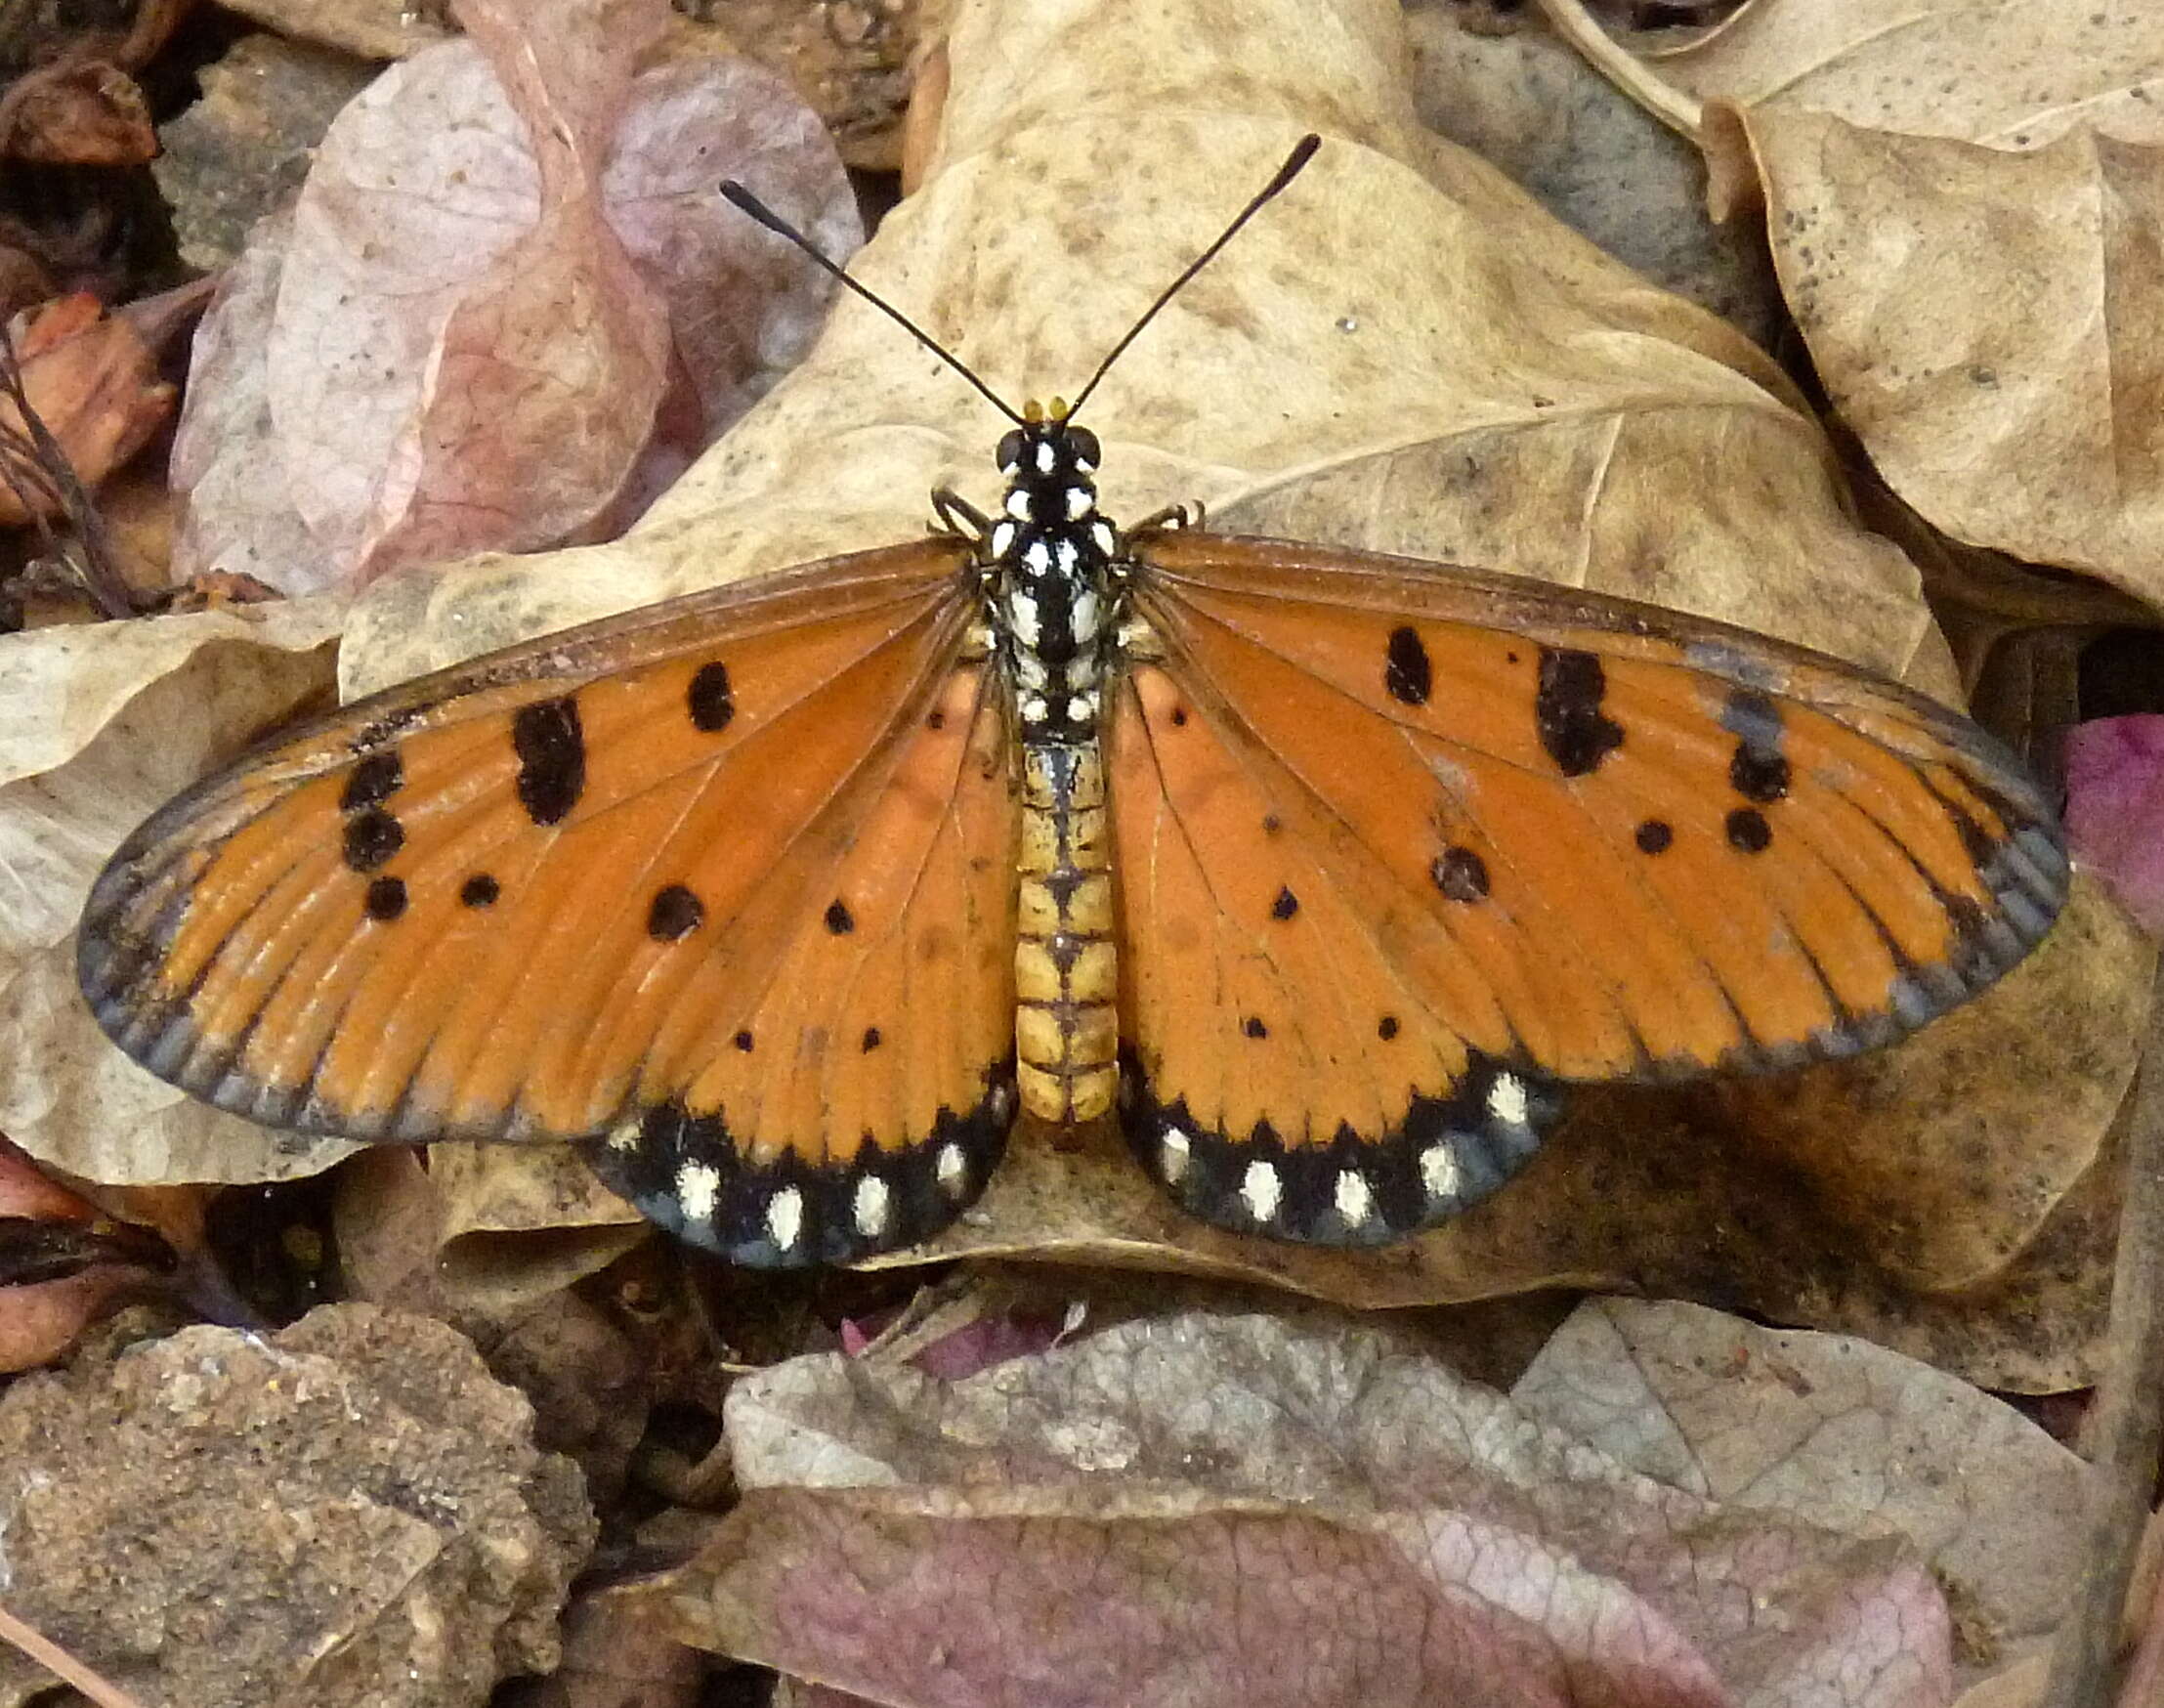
1014;742;1117;1122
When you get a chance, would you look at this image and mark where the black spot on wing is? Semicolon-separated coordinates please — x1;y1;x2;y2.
688;662;734;733
460;873;500;908
512;697;585;826
1384;625;1432;705
364;876;407;921
1723;689;1791;804
1725;807;1772;853
825;899;855;935
647;883;704;942
342;809;403;873
1271;886;1299;920
1634;819;1674;855
1430;845;1490;902
340;751;403;811
1535;649;1624;776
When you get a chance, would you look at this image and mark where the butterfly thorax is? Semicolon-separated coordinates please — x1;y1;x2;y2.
989;414;1124;1127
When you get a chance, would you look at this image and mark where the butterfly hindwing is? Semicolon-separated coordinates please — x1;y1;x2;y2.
1111;528;2066;1244
79;538;1020;1265
1108;660;1558;1246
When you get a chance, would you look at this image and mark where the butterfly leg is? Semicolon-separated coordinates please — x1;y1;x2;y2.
1121;502;1204;541
930;488;992;542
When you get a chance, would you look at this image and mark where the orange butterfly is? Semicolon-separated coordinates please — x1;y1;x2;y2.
78;137;2066;1266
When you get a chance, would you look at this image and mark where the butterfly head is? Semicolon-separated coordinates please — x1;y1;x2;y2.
997;399;1101;486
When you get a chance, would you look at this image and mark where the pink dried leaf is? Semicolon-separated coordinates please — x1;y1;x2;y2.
2064;715;2164;935
174;0;858;594
695;1312;1959;1708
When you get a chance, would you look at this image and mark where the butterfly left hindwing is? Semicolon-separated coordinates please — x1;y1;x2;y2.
79;538;1021;1266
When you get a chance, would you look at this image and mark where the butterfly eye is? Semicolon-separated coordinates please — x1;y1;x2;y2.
1067;426;1101;470
997;429;1026;473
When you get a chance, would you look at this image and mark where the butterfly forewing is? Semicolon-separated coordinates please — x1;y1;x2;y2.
1112;529;2067;1242
80;538;1020;1265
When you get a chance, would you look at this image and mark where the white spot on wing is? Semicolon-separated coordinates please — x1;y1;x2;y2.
1065;487;1092;520
937;1142;969;1195
853;1174;893;1238
1487;1072;1530;1129
675;1160;721;1223
766;1185;804;1252
1334;1168;1373;1226
1420;1143;1462;1203
1160;1128;1192;1182
1024;539;1052;575
1092;521;1116;554
991;521;1017;557
606;1119;641;1152
1240;1158;1283;1223
1005;489;1033;519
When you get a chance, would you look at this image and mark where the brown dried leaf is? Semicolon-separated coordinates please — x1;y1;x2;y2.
0;603;346;1187
1650;1;2164;599
0;60;156;166
212;0;454;62
0;294;173;527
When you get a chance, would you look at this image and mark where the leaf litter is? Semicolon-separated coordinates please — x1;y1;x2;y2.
0;0;2153;1704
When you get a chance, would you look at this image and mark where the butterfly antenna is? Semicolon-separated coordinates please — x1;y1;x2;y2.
1065;132;1322;419
718;181;1028;427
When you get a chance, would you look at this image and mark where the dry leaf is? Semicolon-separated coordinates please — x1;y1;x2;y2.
212;0;453;62
0;1138;170;1372
648;1308;1959;1707
0;60;156;165
172;0;861;593
2064;716;2164;935
1510;1298;2087;1666
1630;0;2164;600
0;602;345;1186
0;293;173;526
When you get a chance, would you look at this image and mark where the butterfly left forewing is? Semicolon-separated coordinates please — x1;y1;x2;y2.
1112;527;2065;1243
81;538;1020;1265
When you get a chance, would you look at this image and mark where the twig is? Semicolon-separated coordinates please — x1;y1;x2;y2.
0;1599;149;1708
1533;0;1704;142
2044;957;2164;1707
0;318;138;619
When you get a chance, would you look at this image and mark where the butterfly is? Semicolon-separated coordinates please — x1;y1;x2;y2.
77;136;2068;1266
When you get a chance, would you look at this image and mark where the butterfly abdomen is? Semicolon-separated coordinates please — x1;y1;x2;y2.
1015;743;1118;1121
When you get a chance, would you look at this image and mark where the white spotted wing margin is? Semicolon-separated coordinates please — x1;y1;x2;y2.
78;536;1026;1267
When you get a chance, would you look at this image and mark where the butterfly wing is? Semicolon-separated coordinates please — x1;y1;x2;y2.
80;539;1020;1266
1111;528;2066;1245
